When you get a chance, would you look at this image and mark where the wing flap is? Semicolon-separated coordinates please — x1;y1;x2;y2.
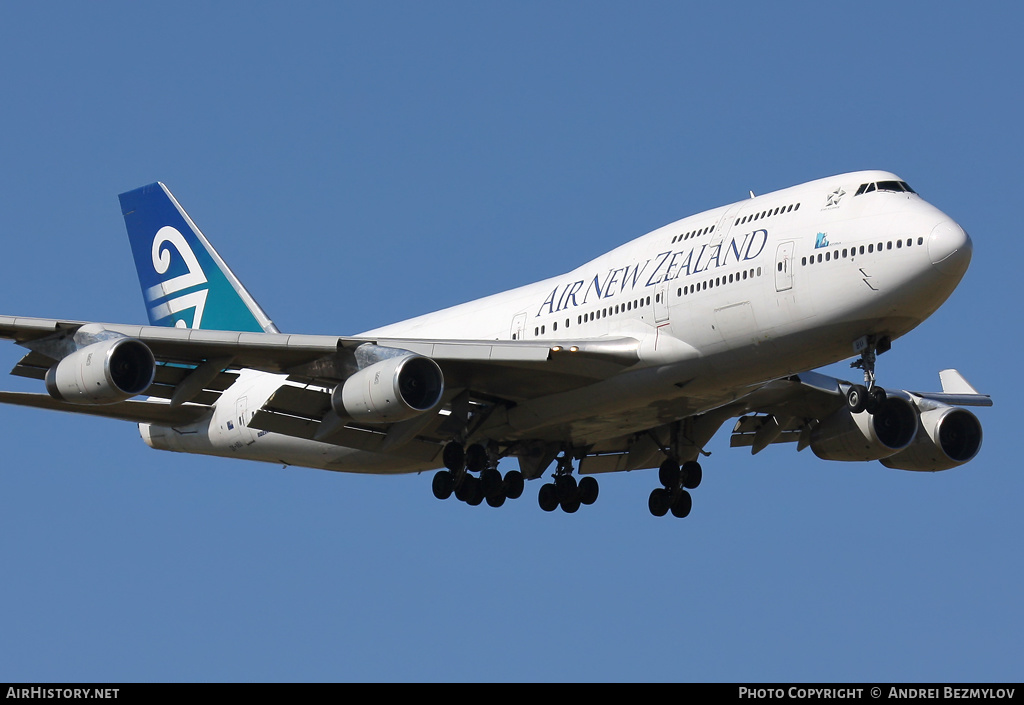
249;408;440;461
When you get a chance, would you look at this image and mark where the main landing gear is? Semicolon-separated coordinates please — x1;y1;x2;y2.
648;457;702;518
432;441;524;508
846;335;891;414
537;452;599;514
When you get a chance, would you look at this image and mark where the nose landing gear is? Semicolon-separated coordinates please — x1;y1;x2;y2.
847;335;891;414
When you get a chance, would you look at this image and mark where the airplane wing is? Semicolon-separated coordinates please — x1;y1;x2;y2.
576;368;991;476
0;314;641;427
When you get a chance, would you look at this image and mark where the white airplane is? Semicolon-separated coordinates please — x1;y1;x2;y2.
0;171;991;517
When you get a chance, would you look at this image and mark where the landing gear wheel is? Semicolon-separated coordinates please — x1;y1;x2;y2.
578;476;599;505
463;476;484;506
560;494;581;514
649;488;670;517
503;470;524;500
847;384;868;414
480;468;503;498
465;443;488;473
658;458;681;488
538;483;559;512
454;476;470;502
670;490;692;518
555;475;578;503
432;470;453;500
865;386;887;414
681;461;702;490
443;442;465;471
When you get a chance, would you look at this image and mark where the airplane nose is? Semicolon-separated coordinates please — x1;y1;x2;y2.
928;220;972;275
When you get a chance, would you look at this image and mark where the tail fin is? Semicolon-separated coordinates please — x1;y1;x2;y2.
119;183;279;333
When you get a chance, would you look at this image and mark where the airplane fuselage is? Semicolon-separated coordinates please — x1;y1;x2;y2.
139;170;973;474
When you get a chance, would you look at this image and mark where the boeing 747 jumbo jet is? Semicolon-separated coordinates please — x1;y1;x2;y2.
0;171;991;517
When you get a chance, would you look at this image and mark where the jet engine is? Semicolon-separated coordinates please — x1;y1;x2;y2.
880;406;982;471
45;337;156;404
811;396;918;462
332;353;443;423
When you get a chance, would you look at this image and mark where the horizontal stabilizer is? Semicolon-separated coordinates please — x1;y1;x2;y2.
939;369;980;395
910;369;991;407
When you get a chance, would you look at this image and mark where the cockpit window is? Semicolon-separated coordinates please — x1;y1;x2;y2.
877;180;906;192
854;180;917;196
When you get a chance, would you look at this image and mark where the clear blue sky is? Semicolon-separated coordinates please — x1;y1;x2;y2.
0;3;1019;682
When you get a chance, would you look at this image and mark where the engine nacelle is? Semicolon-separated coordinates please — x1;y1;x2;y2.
811;396;918;462
332;353;443;423
45;338;156;404
880;407;983;471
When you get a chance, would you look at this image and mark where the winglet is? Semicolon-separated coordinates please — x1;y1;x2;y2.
119;183;279;333
939;369;980;395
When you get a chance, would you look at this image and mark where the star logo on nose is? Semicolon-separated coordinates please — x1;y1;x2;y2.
825;188;846;208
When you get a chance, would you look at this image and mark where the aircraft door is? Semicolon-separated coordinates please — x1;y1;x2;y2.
710;203;743;247
654;283;670;323
775;241;795;292
510;312;527;340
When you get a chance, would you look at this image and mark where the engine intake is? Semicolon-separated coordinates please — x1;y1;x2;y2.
333;353;443;423
811;396;918;462
881;407;983;472
45;338;156;404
